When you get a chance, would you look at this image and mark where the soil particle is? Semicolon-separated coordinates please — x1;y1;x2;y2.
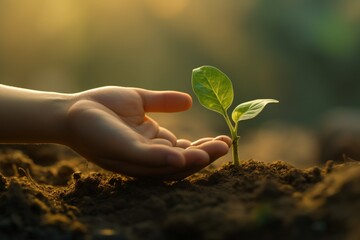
0;148;359;240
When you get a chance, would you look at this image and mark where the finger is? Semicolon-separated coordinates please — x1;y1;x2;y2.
156;127;177;146
159;149;211;180
150;138;173;146
135;125;178;147
126;144;187;168
133;116;159;139
164;140;231;179
133;148;210;180
191;137;214;146
94;141;229;181
189;140;230;163
92;149;209;180
214;135;232;147
176;139;191;149
135;89;192;113
125;140;228;175
191;135;232;147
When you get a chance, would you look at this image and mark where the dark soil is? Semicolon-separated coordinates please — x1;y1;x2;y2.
0;145;359;240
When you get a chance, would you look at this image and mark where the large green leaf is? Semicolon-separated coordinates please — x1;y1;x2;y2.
191;66;233;115
232;99;279;122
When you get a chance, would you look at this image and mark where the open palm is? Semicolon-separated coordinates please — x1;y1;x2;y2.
66;86;230;180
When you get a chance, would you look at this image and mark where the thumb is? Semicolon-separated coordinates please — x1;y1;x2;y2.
135;88;192;113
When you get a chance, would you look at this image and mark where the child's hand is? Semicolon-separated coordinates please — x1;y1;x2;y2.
0;84;230;180
66;86;231;180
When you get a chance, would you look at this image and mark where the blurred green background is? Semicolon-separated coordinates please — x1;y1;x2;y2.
1;0;359;165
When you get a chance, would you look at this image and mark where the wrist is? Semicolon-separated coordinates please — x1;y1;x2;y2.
0;85;75;144
44;92;76;144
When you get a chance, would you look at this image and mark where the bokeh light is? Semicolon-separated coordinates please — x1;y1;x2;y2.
1;0;359;165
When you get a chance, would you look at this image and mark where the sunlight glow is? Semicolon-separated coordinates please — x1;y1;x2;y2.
145;0;189;19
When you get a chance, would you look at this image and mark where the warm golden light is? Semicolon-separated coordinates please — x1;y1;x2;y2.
145;0;189;19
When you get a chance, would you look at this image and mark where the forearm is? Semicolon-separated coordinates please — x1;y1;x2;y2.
0;84;73;144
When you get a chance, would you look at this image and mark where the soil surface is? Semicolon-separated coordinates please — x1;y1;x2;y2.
0;145;359;240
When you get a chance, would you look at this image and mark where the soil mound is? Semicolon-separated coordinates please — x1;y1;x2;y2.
0;147;359;240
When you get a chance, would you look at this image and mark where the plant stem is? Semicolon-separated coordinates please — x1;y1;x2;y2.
223;111;235;133
223;111;240;165
232;136;240;166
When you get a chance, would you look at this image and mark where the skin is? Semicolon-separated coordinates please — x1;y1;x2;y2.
0;84;231;180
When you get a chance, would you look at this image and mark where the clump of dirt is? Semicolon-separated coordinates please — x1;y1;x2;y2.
0;146;359;240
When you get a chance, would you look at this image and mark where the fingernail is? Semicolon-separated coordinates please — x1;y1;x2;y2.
214;135;231;147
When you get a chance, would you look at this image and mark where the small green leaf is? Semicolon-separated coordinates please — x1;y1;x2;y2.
232;99;279;122
191;66;234;115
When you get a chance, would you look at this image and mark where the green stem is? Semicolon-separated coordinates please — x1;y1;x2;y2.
223;111;235;133
223;111;240;165
232;136;240;166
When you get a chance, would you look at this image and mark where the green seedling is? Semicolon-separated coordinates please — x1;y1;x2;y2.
191;65;279;165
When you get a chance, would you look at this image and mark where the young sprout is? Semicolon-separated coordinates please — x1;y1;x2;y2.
191;65;279;165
